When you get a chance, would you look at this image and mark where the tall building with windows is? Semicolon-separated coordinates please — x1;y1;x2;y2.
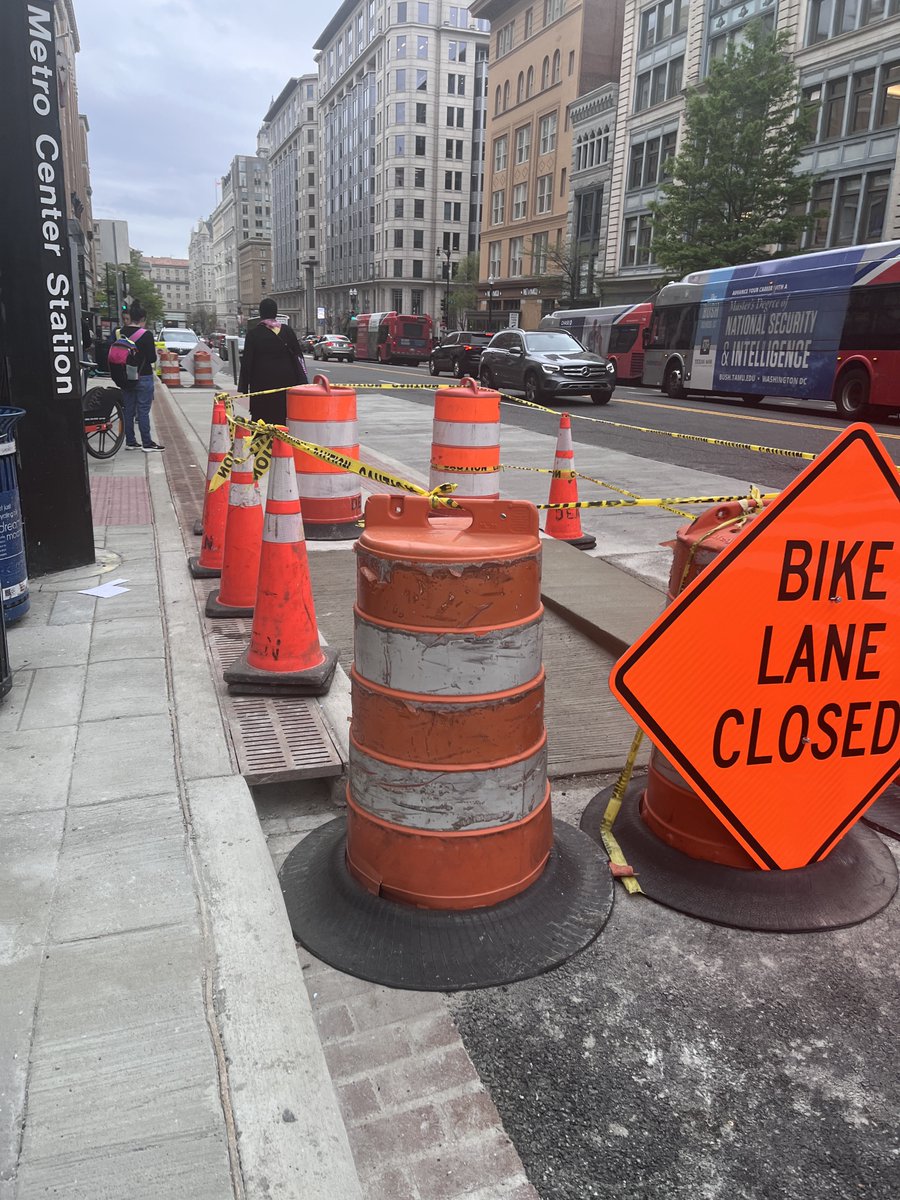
313;1;490;331
188;218;215;316
602;0;900;301
567;83;617;303
210;154;271;331
265;76;320;330
471;0;626;328
143;257;190;325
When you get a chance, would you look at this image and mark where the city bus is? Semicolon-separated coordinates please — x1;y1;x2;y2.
642;240;900;418
348;311;433;365
539;303;653;384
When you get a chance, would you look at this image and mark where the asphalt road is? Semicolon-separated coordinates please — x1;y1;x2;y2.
315;357;900;494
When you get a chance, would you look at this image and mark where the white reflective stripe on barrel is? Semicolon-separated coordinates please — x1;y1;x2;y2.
288;418;358;446
431;420;500;448
297;473;360;497
264;511;304;543
229;482;261;507
349;737;548;830
428;469;500;496
354;611;543;695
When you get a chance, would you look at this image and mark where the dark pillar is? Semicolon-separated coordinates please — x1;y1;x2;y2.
0;0;94;576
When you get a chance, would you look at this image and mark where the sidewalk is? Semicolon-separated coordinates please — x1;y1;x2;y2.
6;375;662;1200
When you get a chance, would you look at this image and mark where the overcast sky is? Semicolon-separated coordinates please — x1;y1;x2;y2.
75;0;319;257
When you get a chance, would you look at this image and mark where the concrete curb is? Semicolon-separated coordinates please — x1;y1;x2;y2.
146;428;363;1198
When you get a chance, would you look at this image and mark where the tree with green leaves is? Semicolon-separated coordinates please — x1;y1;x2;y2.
97;249;164;326
450;252;480;327
650;23;816;277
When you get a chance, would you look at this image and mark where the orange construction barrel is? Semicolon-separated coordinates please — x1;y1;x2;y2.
287;375;362;539
429;378;500;500
277;495;613;990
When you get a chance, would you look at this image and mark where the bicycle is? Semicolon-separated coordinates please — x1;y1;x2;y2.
81;361;125;459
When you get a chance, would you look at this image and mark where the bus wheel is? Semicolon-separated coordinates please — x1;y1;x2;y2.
664;363;685;399
835;369;870;419
741;394;763;407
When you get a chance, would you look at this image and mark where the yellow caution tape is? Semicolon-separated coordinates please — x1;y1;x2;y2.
536;492;774;512
601;727;645;896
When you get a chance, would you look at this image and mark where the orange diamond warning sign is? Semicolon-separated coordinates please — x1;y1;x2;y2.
610;424;900;871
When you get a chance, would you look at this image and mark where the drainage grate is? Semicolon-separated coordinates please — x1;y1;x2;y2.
206;619;342;785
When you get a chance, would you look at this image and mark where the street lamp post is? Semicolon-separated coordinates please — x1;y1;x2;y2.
487;274;495;332
349;287;358;315
436;247;452;332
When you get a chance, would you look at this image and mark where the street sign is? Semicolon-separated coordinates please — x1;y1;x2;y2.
610;423;900;870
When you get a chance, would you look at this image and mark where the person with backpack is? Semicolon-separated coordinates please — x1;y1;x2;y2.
108;301;163;451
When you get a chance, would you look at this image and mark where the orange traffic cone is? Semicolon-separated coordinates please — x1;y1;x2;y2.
224;434;338;695
205;424;263;617
189;399;230;566
543;413;596;551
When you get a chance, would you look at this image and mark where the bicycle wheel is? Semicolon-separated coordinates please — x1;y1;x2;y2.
84;395;125;459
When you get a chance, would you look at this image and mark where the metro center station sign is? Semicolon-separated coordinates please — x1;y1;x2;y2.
611;424;900;871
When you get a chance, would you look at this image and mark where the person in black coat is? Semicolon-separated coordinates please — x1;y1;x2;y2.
237;297;307;425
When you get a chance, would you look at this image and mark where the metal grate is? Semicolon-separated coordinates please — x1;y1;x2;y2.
206;619;342;784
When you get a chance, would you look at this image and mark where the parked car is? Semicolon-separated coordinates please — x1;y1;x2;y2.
429;331;493;378
478;329;616;405
158;327;200;359
314;334;355;362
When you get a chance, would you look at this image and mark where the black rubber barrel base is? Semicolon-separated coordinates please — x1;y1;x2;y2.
862;782;900;842
304;520;364;541
547;531;597;551
188;556;221;579
225;645;338;696
279;818;614;991
205;590;254;618
581;779;898;933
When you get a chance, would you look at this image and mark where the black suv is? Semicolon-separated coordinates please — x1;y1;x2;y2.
429;331;493;378
479;329;616;405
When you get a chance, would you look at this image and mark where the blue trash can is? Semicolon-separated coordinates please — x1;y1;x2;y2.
0;407;29;623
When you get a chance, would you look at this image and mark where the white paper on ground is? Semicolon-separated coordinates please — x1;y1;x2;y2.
77;578;130;598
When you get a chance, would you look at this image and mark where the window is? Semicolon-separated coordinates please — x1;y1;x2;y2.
494;135;509;171
517;72;525;103
396;35;407;57
415;135;426;155
414;167;426;186
393;259;404;277
394;229;404;248
395;167;405;187
531;230;549;274
413;229;424;248
628;135;668;189
512;182;528;219
524;7;534;37
448;40;467;62
488;241;502;275
568;49;575;75
552;50;561;84
497;21;514;57
394;198;404;218
877;62;900;127
526;66;535;97
395;100;407;123
639;0;690;50
394;134;406;155
822;77;847;139
392;288;404;310
416;69;428;90
503;80;510;110
494;85;502;115
509;236;524;276
416;102;427;123
414;197;425;218
834;175;862;245
397;1;407;17
634;57;683;112
621;215;654;266
536;174;552;213
541;56;550;89
395;69;406;90
412;259;423;278
515;124;532;163
417;35;428;58
849;69;875;133
544;0;565;21
539;112;558;153
491;189;505;224
411;288;424;314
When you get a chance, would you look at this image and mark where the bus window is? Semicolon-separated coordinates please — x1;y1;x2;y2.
842;284;900;351
608;323;639;353
377;323;389;343
651;304;698;350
